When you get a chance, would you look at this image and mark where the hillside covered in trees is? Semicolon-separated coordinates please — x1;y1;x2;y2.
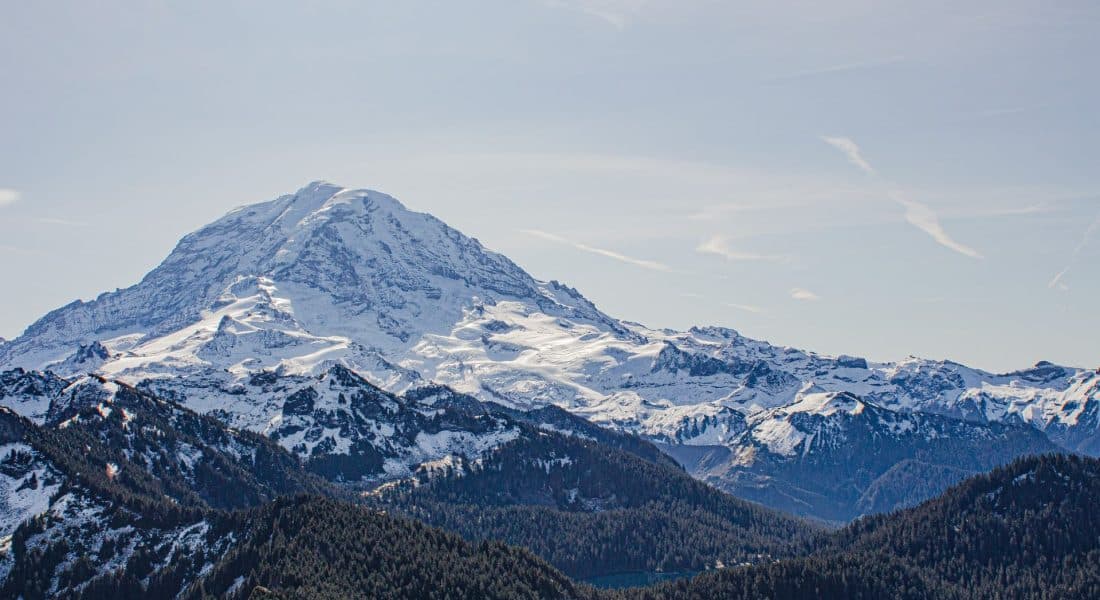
2;373;1098;599
0;379;811;596
67;454;1100;600
370;432;816;578
187;453;1100;598
631;454;1100;600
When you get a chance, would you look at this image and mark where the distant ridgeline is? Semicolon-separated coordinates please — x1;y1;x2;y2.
1;182;1098;598
1;182;1095;525
4;399;1098;600
0;371;816;597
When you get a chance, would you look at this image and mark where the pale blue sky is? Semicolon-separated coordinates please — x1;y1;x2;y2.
1;1;1097;371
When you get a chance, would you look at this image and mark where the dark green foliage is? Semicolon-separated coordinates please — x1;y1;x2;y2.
9;449;1100;599
833;453;1100;598
182;496;600;600
0;377;812;594
623;454;1100;600
5;370;1100;600
394;503;794;580
0;392;337;600
854;458;975;515
3;380;337;516
627;554;942;600
373;431;818;579
716;404;1061;522
303;445;384;481
484;400;682;470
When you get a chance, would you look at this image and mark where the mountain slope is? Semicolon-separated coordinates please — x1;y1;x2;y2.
632;454;1100;600
0;370;337;509
669;390;1061;521
3;372;1095;600
33;454;1100;600
142;365;530;484
0;407;239;598
0;181;1095;523
181;496;599;600
0;181;612;385
1;368;820;588
370;429;817;578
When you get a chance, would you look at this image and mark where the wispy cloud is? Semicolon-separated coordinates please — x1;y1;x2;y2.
770;55;905;81
969;202;1052;218
679;291;764;314
726;302;764;314
822;137;983;259
542;0;647;29
1048;215;1100;292
0;189;19;207
696;235;786;262
686;200;806;221
0;244;36;256
972;107;1027;119
790;288;820;301
892;193;984;259
1048;266;1071;292
521;228;671;272
821;136;875;175
34;217;88;227
686;203;757;221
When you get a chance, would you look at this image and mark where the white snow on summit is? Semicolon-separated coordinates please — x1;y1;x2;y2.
1;181;1097;459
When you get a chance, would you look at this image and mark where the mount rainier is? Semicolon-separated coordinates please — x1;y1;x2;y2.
1;181;1095;520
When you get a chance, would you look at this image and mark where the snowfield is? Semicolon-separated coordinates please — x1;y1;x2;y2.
1;181;1097;468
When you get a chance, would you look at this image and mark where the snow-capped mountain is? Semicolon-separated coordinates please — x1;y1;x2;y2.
0;400;247;595
0;182;613;382
0;364;774;594
0;364;674;492
0;181;1095;519
662;389;1058;520
1;366;553;487
142;365;525;483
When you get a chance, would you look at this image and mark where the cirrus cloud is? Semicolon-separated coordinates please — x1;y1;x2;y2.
821;136;875;175
726;302;765;314
542;0;648;29
790;287;820;301
821;137;983;260
696;235;787;262
1048;215;1100;292
0;189;19;207
521;228;672;272
892;192;984;259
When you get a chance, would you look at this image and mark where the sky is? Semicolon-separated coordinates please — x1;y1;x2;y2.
1;0;1097;372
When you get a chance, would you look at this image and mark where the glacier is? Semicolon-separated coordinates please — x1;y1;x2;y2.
0;181;1096;511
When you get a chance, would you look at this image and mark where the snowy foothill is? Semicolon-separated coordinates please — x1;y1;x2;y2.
0;181;1096;478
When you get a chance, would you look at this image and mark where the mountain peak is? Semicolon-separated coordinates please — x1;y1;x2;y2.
287;181;409;213
298;179;343;196
0;182;600;377
233;181;412;235
1;181;1093;488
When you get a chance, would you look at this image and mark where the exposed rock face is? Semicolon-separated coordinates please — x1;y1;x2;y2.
1;181;1095;521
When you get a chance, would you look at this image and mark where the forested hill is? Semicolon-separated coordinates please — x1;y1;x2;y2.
370;430;817;579
10;451;1100;599
180;496;600;600
2;369;1096;598
629;453;1100;600
115;454;1100;599
0;377;813;595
